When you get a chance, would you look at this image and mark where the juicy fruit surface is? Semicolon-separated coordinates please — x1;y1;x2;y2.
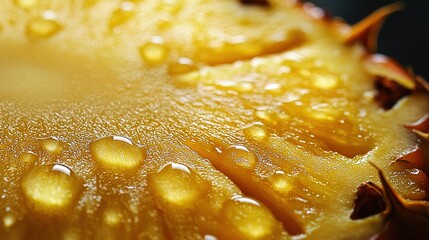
0;0;428;239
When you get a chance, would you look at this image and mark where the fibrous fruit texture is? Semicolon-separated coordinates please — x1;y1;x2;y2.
0;0;428;239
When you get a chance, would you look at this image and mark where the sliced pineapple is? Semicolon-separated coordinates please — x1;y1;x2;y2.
0;0;428;239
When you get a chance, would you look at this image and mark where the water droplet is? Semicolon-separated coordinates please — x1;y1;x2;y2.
103;206;124;227
148;163;209;207
168;57;197;75
18;151;38;164
173;70;201;86
109;1;136;29
89;136;146;172
312;74;338;89
26;11;62;40
221;145;258;170
40;137;64;155
20;163;82;215
255;109;278;125
221;195;279;239
139;36;169;65
2;213;16;228
236;82;255;93
14;0;39;10
204;235;218;240
264;83;283;95
244;122;268;142
267;171;293;193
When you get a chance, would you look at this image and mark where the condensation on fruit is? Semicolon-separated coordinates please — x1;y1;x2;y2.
139;36;169;65
102;205;127;227
2;213;16;229
40;137;64;155
264;82;284;95
254;108;283;126
147;163;210;208
18;151;38;164
221;195;279;239
168;57;197;75
244;122;269;142
20;163;82;215
109;1;136;29
221;145;258;170
266;171;294;193
312;74;338;89
14;0;39;10
89;136;146;172
26;11;62;40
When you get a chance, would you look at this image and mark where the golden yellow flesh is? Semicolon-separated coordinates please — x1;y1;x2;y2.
0;0;428;239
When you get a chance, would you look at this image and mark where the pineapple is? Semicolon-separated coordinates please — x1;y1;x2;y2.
0;0;428;239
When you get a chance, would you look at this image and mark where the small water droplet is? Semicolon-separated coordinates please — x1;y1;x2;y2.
40;137;64;155
255;109;278;125
244;122;269;142
18;151;38;164
89;136;146;172
312;74;338;89
221;195;279;239
264;83;283;95
26;11;62;40
2;213;16;228
267;171;293;193
14;0;39;10
204;235;218;240
173;70;201;86
221;145;258;170
148;163;209;207
109;1;136;29
20;163;82;215
139;36;169;65
103;206;124;227
168;57;197;75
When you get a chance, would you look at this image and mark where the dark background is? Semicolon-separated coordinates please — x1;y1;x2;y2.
306;0;429;80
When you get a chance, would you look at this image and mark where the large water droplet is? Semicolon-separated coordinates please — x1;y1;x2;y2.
20;163;82;215
26;11;62;40
139;36;169;65
221;195;279;239
221;145;258;170
148;163;209;207
89;136;146;172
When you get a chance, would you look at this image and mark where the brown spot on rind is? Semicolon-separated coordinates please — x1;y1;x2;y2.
350;182;386;220
374;77;411;110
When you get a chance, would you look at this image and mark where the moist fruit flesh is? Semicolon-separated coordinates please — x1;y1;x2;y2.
0;0;428;239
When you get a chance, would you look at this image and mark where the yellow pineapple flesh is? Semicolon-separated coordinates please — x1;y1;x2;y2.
0;0;428;239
